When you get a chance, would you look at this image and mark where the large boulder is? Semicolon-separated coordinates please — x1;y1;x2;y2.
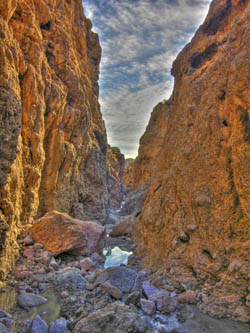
95;267;138;293
29;211;106;256
18;293;47;308
74;302;153;333
109;215;136;237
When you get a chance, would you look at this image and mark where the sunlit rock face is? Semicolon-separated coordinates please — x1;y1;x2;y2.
107;145;125;209
132;0;250;322
0;0;108;279
123;102;169;190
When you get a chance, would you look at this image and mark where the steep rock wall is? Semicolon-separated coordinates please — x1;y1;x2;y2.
123;102;170;190
107;145;125;209
0;0;108;279
133;0;250;322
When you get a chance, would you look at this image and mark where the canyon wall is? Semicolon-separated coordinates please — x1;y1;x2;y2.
107;145;125;210
123;102;170;190
132;0;250;322
0;0;108;279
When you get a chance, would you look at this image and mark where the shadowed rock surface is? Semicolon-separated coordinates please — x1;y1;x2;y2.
106;145;125;209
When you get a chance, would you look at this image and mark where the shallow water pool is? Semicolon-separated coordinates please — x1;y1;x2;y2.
103;246;133;268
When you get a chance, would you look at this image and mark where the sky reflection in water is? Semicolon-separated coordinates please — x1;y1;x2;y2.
104;246;133;268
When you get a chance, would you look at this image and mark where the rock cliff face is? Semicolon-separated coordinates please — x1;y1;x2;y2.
123;102;169;190
107;145;125;209
132;0;250;322
0;0;108;279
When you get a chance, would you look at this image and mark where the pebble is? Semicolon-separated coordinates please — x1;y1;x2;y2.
79;258;94;271
0;311;12;319
140;298;156;315
23;235;34;246
100;281;123;299
18;292;48;308
49;317;70;333
30;315;48;333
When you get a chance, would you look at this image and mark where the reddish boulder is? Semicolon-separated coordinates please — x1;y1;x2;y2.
176;290;197;304
29;211;106;256
109;215;136;237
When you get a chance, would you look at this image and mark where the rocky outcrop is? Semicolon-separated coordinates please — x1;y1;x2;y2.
107;145;125;209
132;0;250;322
29;211;106;256
0;0;108;279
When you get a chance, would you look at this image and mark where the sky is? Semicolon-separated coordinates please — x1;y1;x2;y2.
83;0;212;158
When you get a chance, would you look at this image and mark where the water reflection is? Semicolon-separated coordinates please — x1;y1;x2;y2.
103;246;132;268
14;288;60;325
0;284;17;312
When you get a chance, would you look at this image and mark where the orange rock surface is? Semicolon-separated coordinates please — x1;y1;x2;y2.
0;0;107;279
132;0;250;322
29;211;106;256
123;102;170;190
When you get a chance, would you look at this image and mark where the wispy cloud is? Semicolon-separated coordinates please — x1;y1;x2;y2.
83;0;212;157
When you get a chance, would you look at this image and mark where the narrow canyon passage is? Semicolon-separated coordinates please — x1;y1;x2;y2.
0;0;249;332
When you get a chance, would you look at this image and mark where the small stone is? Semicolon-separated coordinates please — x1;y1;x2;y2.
30;315;48;333
91;252;105;263
53;269;88;290
79;258;94;271
34;243;44;250
39;283;51;293
125;291;140;306
23;235;34;245
0;323;10;333
246;294;250;307
49;317;70;333
41;251;52;265
101;281;123;299
23;248;35;260
177;290;197;304
140;298;156;315
60;291;69;298
186;223;197;232
150;290;178;313
142;281;159;298
0;317;13;328
0;311;12;319
18;293;48;308
50;257;59;270
85;272;96;283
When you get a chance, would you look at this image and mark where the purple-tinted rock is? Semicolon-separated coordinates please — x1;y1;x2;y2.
49;318;70;333
18;293;47;308
140;298;156;315
30;315;48;333
142;281;159;298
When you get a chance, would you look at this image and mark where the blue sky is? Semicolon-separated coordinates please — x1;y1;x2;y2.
83;0;212;158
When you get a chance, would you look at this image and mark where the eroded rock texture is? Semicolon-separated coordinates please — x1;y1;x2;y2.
107;145;125;209
123;102;170;190
0;0;107;279
132;0;250;322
